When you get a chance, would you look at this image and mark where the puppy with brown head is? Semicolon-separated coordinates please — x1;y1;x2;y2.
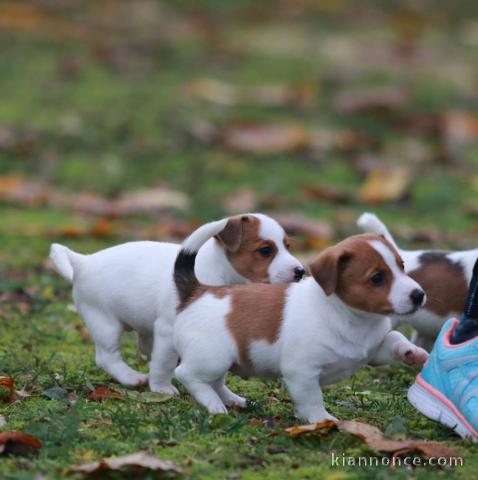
358;212;477;350
172;224;428;422
50;213;304;393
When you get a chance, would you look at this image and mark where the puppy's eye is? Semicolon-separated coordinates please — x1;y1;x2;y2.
370;271;386;286
285;243;291;251
258;246;273;257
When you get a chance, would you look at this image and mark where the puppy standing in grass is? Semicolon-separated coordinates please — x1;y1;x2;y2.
172;219;429;422
357;212;478;351
49;213;304;392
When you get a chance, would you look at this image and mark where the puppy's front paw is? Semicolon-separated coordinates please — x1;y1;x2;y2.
150;383;179;395
395;343;428;366
207;400;228;415
122;372;149;388
303;411;338;424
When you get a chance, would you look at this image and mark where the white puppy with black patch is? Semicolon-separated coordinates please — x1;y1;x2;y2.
171;218;429;422
49;213;304;392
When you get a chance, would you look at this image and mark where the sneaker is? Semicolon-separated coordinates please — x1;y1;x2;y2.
408;318;478;440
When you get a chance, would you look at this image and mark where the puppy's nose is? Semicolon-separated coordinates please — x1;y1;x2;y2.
294;266;305;281
410;289;425;307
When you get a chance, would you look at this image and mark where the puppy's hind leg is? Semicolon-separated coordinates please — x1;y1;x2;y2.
79;306;148;387
148;319;179;395
175;364;228;415
212;375;246;408
137;333;153;360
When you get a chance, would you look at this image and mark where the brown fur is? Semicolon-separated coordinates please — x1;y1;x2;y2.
222;216;277;282
409;252;467;316
310;234;404;315
225;284;289;368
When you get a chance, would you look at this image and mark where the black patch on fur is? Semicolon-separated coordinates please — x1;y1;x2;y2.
419;251;463;273
174;250;199;308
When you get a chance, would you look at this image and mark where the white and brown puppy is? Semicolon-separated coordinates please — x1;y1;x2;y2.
358;212;476;351
171;219;428;422
49;213;304;392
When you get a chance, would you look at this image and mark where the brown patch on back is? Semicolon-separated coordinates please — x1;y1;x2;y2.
225;283;289;368
309;233;404;315
225;216;277;282
409;252;467;316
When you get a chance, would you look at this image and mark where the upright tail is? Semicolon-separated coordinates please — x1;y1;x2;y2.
49;244;84;282
357;212;400;252
174;218;228;307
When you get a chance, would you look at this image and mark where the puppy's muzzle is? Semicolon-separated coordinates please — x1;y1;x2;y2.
294;266;306;282
410;288;425;307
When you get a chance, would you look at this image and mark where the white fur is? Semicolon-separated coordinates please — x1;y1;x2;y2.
173;234;428;422
358;212;478;348
49;214;303;390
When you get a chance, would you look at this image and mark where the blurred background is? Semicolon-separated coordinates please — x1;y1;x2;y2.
1;0;478;271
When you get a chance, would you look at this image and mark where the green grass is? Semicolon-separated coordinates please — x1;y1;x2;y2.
1;0;478;478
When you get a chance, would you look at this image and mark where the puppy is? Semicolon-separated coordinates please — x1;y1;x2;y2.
171;219;428;422
49;213;304;392
358;212;476;351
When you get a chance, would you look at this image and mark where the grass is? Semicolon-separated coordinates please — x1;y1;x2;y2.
1;0;478;478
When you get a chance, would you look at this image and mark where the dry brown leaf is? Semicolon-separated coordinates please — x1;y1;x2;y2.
222;187;258;214
285;419;461;462
0;377;19;403
72;451;182;476
302;184;351;204
115;187;189;215
0;289;32;315
87;386;124;402
186;78;316;107
334;87;409;114
442;111;478;148
358;167;411;204
0;431;42;455
223;123;309;154
0;176;189;217
272;214;334;242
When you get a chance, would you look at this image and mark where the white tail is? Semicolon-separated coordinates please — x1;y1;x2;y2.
181;218;228;254
49;244;83;282
357;212;400;251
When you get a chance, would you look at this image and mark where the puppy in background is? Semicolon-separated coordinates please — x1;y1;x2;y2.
358;212;477;351
49;213;305;392
170;219;428;422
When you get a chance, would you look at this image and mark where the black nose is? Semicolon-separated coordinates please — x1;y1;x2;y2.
294;267;305;281
410;289;425;307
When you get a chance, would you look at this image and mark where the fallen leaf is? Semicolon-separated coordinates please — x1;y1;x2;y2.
358;167;411;204
0;431;42;455
87;386;124;402
42;386;69;401
222;186;258;214
113;388;172;403
334;87;409;114
72;451;182;476
186;78;316;107
223;123;309;154
272;214;334;242
285;419;461;463
114;187;189;215
0;377;18;403
302;184;352;204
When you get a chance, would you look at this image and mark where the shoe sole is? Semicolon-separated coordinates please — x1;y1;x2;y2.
408;376;478;441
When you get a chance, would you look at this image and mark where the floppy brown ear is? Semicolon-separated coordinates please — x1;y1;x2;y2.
309;247;351;295
215;215;249;253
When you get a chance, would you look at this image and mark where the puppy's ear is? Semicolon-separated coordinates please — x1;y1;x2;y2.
215;215;250;253
309;247;351;295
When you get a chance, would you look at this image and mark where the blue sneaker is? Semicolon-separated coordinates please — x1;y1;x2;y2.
408;318;478;440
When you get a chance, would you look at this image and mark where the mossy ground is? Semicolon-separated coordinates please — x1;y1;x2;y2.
1;1;478;478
